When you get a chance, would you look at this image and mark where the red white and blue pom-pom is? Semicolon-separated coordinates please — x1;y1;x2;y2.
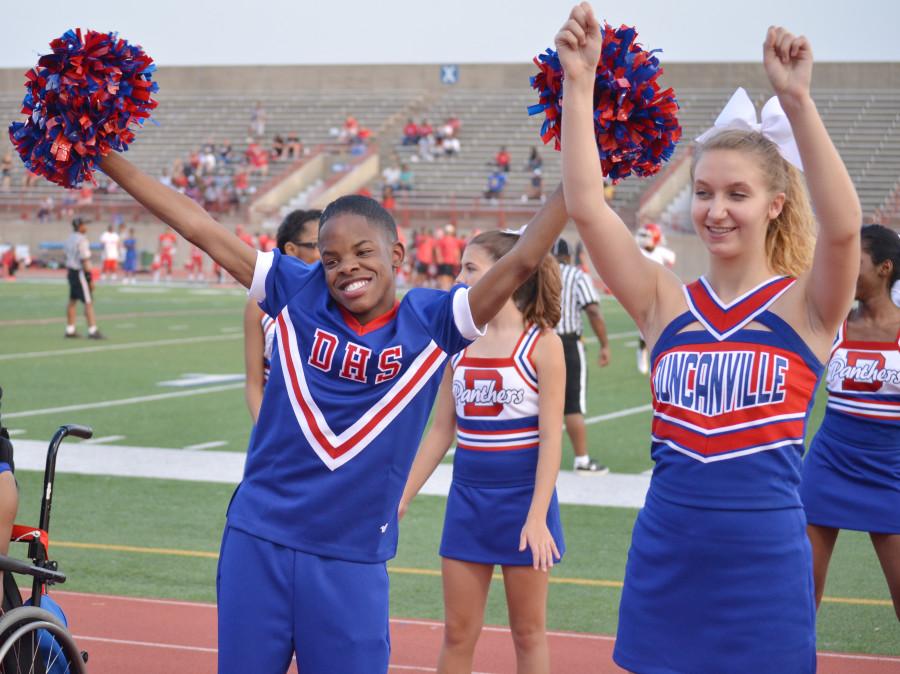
8;29;158;188
528;23;681;182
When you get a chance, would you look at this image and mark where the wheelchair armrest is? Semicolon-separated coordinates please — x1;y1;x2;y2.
0;553;66;585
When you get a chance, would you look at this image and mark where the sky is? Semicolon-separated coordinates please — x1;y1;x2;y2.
3;0;899;68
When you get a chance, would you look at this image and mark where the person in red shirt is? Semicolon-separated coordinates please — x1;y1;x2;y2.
187;243;206;282
435;225;462;290
495;146;511;173
413;227;436;288
402;119;419;146
156;227;178;282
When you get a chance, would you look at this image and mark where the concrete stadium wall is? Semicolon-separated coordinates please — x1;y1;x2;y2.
2;62;899;95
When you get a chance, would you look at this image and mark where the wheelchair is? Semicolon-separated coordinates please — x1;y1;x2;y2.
0;387;89;673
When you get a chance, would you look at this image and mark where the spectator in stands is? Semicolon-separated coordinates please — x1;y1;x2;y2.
36;196;54;223
234;165;251;200
200;144;217;174
159;168;173;188
271;134;285;161
526;146;544;172
445;114;461;137
249;101;267;138
402;119;419;146
246;140;269;177
522;168;545;203
382;162;401;191
484;169;507;201
417;134;435;162
398;163;414;191
218;140;234;164
419;119;434;140
342;116;360;144
495;146;511;172
1;151;11;192
443;135;461;158
382;185;396;211
285;132;303;160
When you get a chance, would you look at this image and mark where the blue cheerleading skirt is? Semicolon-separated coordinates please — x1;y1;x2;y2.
613;491;816;674
800;413;900;534
439;447;565;566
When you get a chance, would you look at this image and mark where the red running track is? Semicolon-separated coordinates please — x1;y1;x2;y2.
35;591;900;673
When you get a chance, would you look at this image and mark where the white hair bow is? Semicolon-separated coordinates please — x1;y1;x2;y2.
695;87;803;172
501;224;527;236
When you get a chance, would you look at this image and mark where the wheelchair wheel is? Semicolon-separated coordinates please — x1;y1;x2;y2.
0;606;86;674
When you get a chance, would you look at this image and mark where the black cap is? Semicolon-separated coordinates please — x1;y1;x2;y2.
72;217;89;230
552;238;570;258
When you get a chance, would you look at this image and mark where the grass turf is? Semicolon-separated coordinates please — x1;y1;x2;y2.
1;280;896;654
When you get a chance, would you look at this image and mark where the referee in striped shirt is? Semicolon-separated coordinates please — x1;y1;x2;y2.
554;238;610;474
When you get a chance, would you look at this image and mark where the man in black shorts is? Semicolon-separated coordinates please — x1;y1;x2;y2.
64;218;103;339
554;238;610;474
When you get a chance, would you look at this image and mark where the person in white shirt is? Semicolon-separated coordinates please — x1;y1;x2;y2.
99;224;121;281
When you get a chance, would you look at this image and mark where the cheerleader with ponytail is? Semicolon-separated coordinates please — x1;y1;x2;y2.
401;229;565;674
800;223;900;621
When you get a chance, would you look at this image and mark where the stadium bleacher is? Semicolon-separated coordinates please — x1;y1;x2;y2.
2;72;898;232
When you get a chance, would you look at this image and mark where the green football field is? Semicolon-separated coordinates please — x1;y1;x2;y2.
0;279;896;654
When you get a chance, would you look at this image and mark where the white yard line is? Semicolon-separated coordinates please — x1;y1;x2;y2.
4;383;244;419
0;333;240;362
183;441;228;451
585;404;652;425
81;435;126;445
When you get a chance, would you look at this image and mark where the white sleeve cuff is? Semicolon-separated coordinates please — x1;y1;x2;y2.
452;287;487;341
248;250;274;303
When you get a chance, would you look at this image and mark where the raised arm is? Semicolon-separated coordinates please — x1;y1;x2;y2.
399;369;457;519
558;3;673;333
100;153;256;287
764;27;861;334
467;184;568;327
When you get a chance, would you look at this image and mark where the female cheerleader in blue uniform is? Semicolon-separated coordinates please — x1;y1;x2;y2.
801;223;900;620
557;3;861;671
401;229;565;674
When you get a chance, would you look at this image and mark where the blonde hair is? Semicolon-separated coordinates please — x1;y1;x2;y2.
692;129;815;277
468;230;562;329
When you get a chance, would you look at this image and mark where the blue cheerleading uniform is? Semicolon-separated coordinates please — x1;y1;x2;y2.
800;322;900;534
218;249;483;674
440;325;565;566
613;276;822;674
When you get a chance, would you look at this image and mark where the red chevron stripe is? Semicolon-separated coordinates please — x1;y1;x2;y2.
686;276;794;335
277;314;444;460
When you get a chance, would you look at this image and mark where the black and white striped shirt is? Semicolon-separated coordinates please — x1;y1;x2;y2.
555;263;600;336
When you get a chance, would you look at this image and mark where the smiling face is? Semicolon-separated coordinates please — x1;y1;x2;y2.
318;213;404;324
691;149;785;266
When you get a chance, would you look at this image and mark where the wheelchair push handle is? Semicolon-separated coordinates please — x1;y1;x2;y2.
37;424;93;541
57;425;93;441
